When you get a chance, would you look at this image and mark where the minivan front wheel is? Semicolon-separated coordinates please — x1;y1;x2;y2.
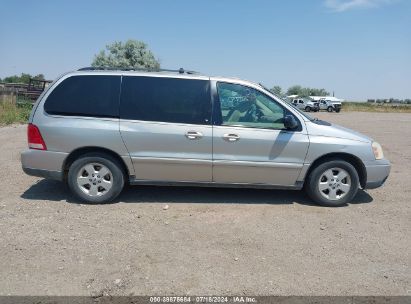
68;153;124;203
305;160;359;206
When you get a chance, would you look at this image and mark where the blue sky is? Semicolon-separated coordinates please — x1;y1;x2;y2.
0;0;410;100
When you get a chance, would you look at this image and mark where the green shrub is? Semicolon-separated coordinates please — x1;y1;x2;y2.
0;100;33;125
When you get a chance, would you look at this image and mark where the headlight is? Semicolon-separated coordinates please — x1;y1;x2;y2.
372;142;384;160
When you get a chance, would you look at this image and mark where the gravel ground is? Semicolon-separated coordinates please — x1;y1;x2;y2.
0;112;410;296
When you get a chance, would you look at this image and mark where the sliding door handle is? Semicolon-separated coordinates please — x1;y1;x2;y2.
223;133;240;142
185;131;203;140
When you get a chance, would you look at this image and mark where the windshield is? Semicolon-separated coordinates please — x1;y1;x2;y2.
258;83;315;121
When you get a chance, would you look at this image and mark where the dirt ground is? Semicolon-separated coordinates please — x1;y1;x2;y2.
0;112;410;296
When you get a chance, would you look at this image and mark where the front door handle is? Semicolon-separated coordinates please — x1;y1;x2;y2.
223;133;240;142
185;131;203;140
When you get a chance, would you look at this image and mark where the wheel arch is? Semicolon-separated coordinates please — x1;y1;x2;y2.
304;152;367;189
62;147;131;182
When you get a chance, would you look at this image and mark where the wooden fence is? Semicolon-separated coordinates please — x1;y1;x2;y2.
0;78;52;104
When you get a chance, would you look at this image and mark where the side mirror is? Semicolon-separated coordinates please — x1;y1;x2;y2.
284;114;298;130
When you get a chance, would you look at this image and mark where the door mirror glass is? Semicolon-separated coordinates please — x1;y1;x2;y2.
284;114;298;130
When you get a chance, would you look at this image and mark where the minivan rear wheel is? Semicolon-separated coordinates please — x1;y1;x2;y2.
67;153;124;203
305;160;359;207
327;106;334;112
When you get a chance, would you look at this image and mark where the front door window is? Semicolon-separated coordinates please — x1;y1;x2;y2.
217;82;286;130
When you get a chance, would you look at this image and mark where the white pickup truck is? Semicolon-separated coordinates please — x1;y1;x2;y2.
318;99;342;112
291;98;320;112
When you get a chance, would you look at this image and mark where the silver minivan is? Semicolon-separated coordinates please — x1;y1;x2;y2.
21;68;390;206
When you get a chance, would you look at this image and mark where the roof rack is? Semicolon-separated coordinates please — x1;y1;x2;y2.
77;67;200;75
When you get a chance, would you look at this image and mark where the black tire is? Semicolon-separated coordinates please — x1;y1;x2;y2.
335;108;341;113
327;106;334;112
304;159;359;207
67;153;125;203
305;106;311;112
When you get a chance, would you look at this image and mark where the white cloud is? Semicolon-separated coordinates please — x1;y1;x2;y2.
324;0;396;12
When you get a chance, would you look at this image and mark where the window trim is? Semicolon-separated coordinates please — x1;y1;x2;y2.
213;81;302;132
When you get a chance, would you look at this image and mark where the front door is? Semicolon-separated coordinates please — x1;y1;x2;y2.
119;75;213;182
212;81;309;186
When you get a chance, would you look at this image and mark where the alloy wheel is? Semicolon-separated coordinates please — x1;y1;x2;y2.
318;167;351;201
76;163;113;197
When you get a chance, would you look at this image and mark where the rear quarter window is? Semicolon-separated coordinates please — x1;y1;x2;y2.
44;75;121;118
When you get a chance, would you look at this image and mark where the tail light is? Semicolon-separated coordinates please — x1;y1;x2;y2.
27;123;47;150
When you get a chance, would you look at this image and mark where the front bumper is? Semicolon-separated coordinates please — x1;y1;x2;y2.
21;149;68;181
364;159;391;189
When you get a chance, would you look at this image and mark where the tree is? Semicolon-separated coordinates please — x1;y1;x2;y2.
309;88;329;96
286;85;303;96
286;85;329;97
2;73;45;84
270;85;282;96
298;87;312;97
92;39;160;70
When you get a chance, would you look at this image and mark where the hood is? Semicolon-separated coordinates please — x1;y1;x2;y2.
306;120;372;143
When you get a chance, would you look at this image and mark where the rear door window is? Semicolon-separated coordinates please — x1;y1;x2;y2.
120;76;211;125
44;75;121;118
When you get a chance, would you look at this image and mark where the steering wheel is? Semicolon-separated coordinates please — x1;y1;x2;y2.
245;106;263;122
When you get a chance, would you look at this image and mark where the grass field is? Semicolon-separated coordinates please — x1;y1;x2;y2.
343;101;411;113
0;98;33;125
